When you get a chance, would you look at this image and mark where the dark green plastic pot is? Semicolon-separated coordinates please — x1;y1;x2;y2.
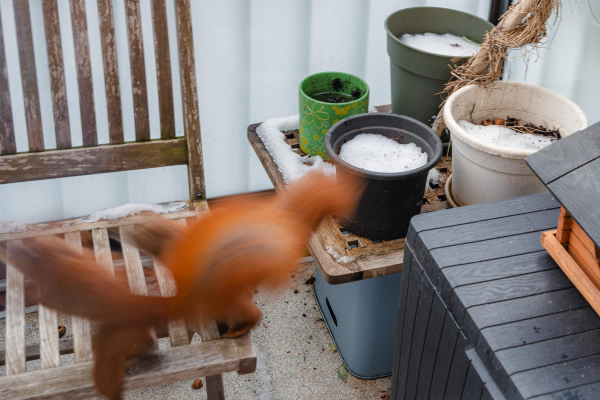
385;7;494;125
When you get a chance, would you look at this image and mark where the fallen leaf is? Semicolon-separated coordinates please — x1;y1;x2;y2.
263;323;268;328
338;365;349;382
329;343;337;353
305;276;315;285
380;394;390;400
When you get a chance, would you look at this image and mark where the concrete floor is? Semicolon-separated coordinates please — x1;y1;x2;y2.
0;260;391;399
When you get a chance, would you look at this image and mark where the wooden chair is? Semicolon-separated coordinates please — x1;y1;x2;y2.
0;1;256;398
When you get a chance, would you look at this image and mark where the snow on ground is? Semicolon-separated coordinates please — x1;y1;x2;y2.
400;32;479;57
81;202;190;223
458;120;556;151
339;133;428;173
256;116;335;184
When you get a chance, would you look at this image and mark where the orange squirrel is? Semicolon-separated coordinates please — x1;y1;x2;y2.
0;172;363;399
131;171;363;337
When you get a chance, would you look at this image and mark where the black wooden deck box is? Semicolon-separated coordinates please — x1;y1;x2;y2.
391;191;600;400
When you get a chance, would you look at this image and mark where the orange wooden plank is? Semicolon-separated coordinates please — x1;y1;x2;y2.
572;221;598;257
556;207;572;244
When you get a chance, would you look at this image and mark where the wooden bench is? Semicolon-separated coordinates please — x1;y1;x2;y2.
0;1;255;398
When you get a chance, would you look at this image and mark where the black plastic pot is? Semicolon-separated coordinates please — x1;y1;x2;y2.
325;113;442;240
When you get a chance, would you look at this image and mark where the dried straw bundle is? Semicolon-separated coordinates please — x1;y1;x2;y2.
433;0;560;134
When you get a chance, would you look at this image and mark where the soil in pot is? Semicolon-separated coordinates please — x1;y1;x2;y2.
326;113;442;241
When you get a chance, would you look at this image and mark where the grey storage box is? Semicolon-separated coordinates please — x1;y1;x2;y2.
314;269;402;378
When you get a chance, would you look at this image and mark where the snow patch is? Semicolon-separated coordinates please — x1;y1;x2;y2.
339;133;428;173
0;222;29;234
458;120;556;151
255;115;335;184
426;168;442;191
400;33;479;57
325;246;355;264
81;202;190;223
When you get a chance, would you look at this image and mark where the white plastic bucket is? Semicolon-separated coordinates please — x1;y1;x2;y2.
443;82;588;206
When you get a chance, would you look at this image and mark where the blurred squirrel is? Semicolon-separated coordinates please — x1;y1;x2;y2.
0;172;363;399
131;171;363;338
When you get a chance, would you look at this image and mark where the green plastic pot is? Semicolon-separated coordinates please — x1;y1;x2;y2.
385;7;494;125
299;72;369;159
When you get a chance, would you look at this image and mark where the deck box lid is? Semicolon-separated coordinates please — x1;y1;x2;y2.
526;121;600;248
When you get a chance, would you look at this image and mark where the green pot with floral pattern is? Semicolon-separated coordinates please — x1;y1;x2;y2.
299;72;369;159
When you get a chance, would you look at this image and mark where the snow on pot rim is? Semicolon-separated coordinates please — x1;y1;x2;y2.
443;81;589;160
384;7;481;61
324;113;442;181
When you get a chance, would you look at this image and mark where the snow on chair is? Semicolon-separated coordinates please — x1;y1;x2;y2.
0;1;255;398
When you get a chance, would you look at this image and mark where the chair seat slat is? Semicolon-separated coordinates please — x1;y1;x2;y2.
154;218;189;346
6;241;26;375
119;225;157;342
64;232;93;363
36;237;61;369
92;228;114;275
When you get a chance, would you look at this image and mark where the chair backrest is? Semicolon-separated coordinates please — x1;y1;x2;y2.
0;0;205;201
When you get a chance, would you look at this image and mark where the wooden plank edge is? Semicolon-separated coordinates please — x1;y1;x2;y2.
0;201;196;241
0;138;188;185
0;335;256;399
542;230;600;317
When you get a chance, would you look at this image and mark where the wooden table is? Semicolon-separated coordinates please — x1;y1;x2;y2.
248;106;451;284
392;192;600;400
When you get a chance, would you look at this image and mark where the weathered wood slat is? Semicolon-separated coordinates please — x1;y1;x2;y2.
124;0;150;142
38;305;60;369
0;200;195;241
0;335;256;400
92;228;113;275
13;0;44;152
119;225;157;343
36;236;61;369
64;232;93;363
0;323;185;366
151;0;175;139
6;241;26;376
175;0;205;201
0;137;188;184
154;218;190;347
69;0;97;147
193;318;227;400
42;0;71;150
97;0;124;144
0;14;16;155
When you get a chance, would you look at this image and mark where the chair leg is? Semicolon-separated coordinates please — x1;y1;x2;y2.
205;375;225;400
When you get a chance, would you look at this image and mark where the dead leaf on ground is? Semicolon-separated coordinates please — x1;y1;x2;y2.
328;342;337;353
338;365;348;383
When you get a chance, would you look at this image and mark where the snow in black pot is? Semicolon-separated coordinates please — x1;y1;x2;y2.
325;113;442;240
